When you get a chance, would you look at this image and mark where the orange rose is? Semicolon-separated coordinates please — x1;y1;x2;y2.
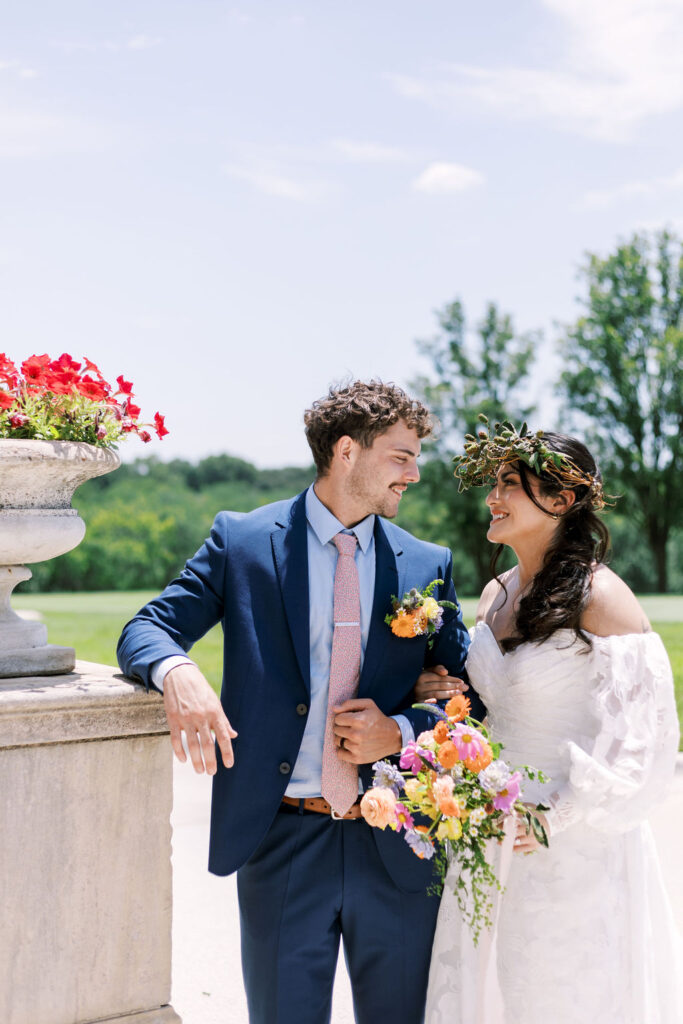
360;787;397;829
437;795;461;817
437;740;459;769
445;694;471;723
433;720;449;743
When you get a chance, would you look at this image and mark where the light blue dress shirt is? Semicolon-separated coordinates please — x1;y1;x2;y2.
286;485;412;797
152;484;413;792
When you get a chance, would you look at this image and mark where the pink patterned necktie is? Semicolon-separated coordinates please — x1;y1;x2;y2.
321;531;361;817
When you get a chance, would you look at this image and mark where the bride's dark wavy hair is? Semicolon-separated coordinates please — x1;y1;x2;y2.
490;433;611;653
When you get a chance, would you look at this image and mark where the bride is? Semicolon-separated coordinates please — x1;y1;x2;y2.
417;427;682;1024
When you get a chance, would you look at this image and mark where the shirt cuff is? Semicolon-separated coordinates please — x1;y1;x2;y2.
150;655;196;693
391;714;415;750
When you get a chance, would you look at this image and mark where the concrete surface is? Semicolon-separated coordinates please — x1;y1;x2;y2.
170;756;683;1024
0;662;176;1024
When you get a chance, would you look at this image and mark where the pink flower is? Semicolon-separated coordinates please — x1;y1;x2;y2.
492;771;522;813
400;741;435;774
449;723;488;764
394;803;414;832
432;775;455;801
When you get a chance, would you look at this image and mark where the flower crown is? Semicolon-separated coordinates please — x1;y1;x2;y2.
452;415;608;512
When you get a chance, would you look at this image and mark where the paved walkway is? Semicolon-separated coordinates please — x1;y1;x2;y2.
170;758;683;1024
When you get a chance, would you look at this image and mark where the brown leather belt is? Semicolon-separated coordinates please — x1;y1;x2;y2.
281;795;363;820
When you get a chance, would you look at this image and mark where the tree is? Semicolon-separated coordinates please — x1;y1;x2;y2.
558;231;683;591
407;299;538;591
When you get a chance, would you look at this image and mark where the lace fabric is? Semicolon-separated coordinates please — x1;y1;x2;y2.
425;624;683;1024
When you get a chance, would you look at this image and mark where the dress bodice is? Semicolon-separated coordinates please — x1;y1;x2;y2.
466;621;679;820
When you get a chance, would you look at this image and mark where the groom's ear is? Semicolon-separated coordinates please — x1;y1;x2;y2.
333;434;358;470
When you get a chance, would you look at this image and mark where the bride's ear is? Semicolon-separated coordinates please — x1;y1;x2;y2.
552;489;576;515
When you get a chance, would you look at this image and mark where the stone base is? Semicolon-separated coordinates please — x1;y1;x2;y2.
95;1007;181;1024
0;641;75;677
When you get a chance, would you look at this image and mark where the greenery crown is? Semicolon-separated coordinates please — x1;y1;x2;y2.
452;415;608;512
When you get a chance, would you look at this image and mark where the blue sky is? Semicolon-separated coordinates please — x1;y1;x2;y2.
2;0;682;466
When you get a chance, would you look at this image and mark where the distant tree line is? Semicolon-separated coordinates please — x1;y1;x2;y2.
23;229;683;596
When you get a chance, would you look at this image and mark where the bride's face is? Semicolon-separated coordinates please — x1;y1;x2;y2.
485;463;562;548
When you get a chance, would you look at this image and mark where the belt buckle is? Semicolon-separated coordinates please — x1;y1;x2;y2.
330;808;345;821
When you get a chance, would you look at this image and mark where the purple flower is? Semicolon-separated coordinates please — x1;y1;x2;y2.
404;829;435;860
399;741;436;774
492;771;522;813
394;802;415;832
372;760;404;796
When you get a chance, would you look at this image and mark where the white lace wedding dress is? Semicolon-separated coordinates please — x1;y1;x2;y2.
426;621;683;1024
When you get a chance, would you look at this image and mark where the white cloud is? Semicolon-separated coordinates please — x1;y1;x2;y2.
577;164;683;209
387;0;683;142
413;161;484;194
330;139;411;163
126;35;163;51
223;162;326;202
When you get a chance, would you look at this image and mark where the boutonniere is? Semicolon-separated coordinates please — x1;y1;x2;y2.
385;579;456;646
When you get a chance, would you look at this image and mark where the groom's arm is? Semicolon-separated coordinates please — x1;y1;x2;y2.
117;513;229;689
117;513;237;774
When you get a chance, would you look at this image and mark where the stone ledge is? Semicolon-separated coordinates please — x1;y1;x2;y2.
0;660;168;748
89;1006;181;1024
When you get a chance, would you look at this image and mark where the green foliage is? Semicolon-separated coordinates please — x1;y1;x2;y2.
24;455;315;593
558;230;683;590
409;299;538;590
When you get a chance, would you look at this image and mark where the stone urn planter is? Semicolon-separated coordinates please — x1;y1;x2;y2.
0;440;120;676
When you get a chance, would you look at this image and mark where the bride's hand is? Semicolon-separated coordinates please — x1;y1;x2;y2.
413;665;468;703
513;810;549;855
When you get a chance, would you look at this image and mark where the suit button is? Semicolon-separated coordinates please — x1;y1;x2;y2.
296;703;308;716
279;762;291;775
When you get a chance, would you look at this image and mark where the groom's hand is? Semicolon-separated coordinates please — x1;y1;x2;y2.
163;664;237;775
333;698;402;763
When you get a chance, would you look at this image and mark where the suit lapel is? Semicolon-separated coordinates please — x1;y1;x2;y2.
271;492;311;695
358;518;403;696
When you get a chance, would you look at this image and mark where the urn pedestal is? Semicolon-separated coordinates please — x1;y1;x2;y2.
0;440;119;676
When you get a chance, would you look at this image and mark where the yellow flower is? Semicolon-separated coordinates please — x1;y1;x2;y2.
404;778;422;801
422;597;440;620
437;818;463;841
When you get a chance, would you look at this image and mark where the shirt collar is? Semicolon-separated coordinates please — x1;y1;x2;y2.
305;484;375;553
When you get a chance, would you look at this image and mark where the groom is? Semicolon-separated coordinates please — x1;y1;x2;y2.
117;380;478;1024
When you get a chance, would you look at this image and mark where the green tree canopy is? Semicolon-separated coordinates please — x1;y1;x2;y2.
407;300;539;591
558;230;683;591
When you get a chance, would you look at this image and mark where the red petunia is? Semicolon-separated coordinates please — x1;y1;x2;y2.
125;400;141;419
83;357;104;378
77;376;108;401
116;375;134;395
51;353;82;374
0;353;19;385
139;430;152;443
21;354;50;383
0;390;15;410
154;411;169;439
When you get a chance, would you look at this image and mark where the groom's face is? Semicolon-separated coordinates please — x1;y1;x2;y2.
346;419;422;519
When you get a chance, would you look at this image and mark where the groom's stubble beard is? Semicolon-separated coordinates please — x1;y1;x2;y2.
346;454;404;519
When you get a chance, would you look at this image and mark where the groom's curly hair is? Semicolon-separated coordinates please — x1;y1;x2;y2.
304;380;433;476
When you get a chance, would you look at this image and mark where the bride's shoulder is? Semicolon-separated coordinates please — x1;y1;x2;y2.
475;569;516;622
581;564;651;638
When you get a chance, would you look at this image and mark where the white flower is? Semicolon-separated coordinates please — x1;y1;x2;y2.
416;730;435;746
473;789;481;800
478;759;512;794
470;827;479;837
469;807;486;826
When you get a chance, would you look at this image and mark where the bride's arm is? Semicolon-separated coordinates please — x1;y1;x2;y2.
544;570;677;838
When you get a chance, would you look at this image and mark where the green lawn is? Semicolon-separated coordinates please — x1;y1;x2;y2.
12;590;683;742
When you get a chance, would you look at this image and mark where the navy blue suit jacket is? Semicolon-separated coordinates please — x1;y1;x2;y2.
117;490;479;892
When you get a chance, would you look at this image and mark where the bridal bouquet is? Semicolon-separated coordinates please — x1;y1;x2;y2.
361;695;548;945
0;352;168;447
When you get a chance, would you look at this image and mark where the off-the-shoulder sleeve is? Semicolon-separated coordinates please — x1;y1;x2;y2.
545;632;679;836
